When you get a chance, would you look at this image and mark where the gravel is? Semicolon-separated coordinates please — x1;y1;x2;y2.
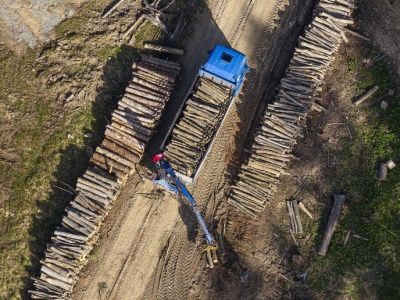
0;0;87;48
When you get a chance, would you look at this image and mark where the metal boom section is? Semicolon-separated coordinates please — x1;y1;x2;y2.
154;155;216;247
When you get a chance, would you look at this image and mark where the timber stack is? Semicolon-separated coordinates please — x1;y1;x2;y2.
163;78;232;177
228;0;356;218
29;55;180;299
89;54;180;181
29;167;121;299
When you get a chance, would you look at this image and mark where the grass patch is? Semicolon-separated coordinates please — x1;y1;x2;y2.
55;17;88;38
307;46;400;299
134;22;163;49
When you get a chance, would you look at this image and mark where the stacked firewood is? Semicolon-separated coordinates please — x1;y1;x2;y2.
164;77;233;177
90;54;180;180
228;0;356;218
29;167;120;299
29;55;180;299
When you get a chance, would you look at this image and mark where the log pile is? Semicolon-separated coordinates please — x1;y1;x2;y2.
163;77;233;177
89;54;180;180
29;55;180;299
29;167;121;299
228;0;356;217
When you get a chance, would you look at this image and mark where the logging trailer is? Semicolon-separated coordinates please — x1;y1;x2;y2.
161;44;250;183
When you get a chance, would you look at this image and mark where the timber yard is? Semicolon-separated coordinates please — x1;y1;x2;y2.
1;0;400;299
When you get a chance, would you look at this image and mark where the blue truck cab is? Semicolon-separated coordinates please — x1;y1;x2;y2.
199;45;250;97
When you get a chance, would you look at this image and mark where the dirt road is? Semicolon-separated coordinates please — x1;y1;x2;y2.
74;0;316;299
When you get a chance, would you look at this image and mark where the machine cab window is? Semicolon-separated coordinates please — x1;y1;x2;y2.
221;52;233;63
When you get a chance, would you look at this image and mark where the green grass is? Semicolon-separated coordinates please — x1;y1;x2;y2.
307;47;400;299
55;17;88;38
134;22;163;49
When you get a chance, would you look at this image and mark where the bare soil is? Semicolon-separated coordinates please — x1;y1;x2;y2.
1;0;400;299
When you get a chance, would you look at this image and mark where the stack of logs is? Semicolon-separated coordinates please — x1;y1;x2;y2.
164;78;233;177
90;54;180;180
29;167;120;299
29;55;180;299
287;199;303;234
228;0;356;218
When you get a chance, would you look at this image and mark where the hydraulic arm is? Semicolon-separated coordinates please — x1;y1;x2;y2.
153;152;216;247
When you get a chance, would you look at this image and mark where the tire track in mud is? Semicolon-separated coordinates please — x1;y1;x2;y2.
250;0;288;64
228;0;256;48
105;196;160;299
213;0;228;23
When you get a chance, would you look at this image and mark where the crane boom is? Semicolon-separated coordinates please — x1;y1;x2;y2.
153;153;216;247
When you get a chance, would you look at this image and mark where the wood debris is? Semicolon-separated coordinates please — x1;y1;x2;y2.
386;159;396;170
144;43;184;55
287;200;303;234
379;163;388;181
352;85;379;107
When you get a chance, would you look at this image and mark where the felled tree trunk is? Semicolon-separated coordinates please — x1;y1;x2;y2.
318;194;345;256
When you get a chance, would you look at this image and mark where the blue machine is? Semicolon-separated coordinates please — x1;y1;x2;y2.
153;153;216;247
199;45;250;97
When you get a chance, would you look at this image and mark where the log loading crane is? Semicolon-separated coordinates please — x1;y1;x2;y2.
152;152;218;266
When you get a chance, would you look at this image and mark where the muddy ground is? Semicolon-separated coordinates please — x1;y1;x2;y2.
1;0;400;299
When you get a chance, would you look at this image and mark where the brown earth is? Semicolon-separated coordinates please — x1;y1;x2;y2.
1;0;400;299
